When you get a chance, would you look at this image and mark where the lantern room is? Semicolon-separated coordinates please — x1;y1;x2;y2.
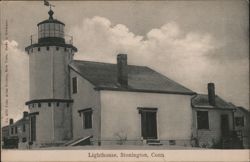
37;9;65;44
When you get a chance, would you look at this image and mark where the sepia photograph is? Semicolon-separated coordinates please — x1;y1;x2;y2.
1;0;249;161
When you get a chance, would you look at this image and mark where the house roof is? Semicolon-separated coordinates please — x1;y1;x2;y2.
11;117;29;126
236;106;250;114
69;60;195;95
192;94;236;110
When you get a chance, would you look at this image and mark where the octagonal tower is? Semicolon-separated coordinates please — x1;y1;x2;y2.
25;9;77;146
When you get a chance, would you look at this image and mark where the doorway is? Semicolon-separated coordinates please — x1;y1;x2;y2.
140;110;157;139
221;114;229;137
30;116;36;142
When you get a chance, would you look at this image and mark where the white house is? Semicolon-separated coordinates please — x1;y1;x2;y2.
69;54;196;146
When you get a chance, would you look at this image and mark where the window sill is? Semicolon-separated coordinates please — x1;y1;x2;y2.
197;129;210;131
84;127;92;130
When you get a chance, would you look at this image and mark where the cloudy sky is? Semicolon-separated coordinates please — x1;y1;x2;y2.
1;0;249;125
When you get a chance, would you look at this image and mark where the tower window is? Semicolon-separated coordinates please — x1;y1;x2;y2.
38;103;41;107
32;104;34;108
23;124;26;132
48;102;51;107
38;47;40;51
64;47;67;52
56;102;60;107
56;47;59;51
66;103;70;107
11;127;14;134
72;77;77;94
31;48;33;53
46;46;50;51
15;127;17;134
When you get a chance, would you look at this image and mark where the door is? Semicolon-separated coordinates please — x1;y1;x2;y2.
221;114;229;137
30;116;36;141
141;111;157;139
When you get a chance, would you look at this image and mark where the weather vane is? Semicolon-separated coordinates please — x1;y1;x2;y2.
43;0;55;10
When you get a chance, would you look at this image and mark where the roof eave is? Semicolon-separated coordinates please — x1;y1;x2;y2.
192;105;235;111
94;86;196;95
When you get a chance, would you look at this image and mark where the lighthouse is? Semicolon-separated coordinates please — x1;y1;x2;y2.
25;9;77;146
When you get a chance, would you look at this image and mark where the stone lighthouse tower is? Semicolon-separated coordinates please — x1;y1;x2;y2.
25;9;77;146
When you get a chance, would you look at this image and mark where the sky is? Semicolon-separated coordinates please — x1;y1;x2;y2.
1;0;249;125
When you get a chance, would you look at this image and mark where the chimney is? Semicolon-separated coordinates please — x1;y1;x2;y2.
117;54;128;87
9;119;13;125
208;83;216;106
23;111;29;118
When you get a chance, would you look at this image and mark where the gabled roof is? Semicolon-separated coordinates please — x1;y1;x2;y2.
191;94;236;110
69;60;195;95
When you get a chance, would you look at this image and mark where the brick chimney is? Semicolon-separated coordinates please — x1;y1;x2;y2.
117;54;128;87
208;83;216;106
9;118;13;125
23;111;29;118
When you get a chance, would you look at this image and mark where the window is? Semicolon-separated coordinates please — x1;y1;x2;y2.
197;111;209;129
48;102;51;107
23;124;26;132
235;117;244;127
83;111;92;129
66;103;69;107
72;77;77;94
56;102;60;107
56;46;59;51
38;47;40;51
15;127;17;134
11;127;14;135
46;46;50;51
78;108;93;129
64;47;67;52
38;103;41;107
